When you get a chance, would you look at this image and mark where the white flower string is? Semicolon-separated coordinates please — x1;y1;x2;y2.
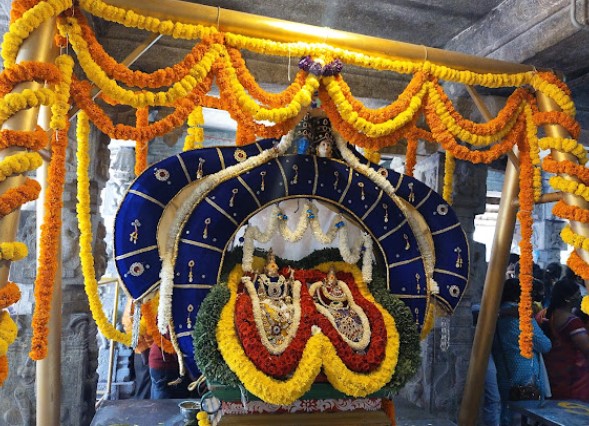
158;132;295;334
333;133;436;293
241;200;374;281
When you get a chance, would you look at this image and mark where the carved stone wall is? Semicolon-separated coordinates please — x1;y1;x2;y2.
401;153;488;423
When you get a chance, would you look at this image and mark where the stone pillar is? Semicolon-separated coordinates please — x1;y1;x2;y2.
400;153;487;422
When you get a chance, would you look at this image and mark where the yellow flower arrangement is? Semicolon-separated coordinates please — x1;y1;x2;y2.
216;262;399;405
50;54;74;130
76;111;131;346
196;411;211;426
0;310;17;357
561;225;589;252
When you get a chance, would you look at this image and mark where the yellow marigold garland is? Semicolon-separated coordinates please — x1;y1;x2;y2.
523;103;542;201
76;111;131;346
0;242;27;261
183;105;204;151
0;87;55;125
538;137;587;165
0;151;42;181
1;0;72;68
443;152;455;204
550;176;589;203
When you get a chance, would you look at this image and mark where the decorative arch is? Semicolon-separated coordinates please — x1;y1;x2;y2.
114;138;469;376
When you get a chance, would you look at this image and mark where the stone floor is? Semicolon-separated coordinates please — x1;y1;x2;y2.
392;397;457;426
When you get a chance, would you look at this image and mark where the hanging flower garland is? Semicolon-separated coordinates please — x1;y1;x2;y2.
76;111;131;346
69;10;217;89
542;155;589;185
134;107;149;176
141;294;175;354
0;88;56;125
70;74;214;141
516;133;534;359
0;282;21;310
183;105;204;151
30;54;73;360
1;0;72;68
442;152;455;204
552;202;589;224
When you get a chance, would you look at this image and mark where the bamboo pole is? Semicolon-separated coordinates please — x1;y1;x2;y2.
107;0;535;75
458;87;520;425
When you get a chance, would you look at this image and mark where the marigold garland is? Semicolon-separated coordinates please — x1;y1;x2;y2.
0;242;28;261
10;0;43;24
0;126;48;151
516;135;534;359
0;309;18;385
1;0;72;68
542;155;589;185
76;111;131;346
0;61;60;97
141;295;175;354
183;105;204;151
549;176;589;203
134;107;149;176
566;250;589;281
443;152;455;204
0;282;21;310
0;88;55;125
196;411;211;426
552;201;589;224
538;137;587;165
0;177;41;217
70;75;213;141
0;151;43;181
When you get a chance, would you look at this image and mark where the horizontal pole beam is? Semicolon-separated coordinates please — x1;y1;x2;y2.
107;0;535;75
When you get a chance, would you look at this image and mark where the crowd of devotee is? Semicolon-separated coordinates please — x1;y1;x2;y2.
479;257;589;426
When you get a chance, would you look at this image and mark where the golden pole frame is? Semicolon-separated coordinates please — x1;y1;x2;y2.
1;2;579;425
107;0;536;75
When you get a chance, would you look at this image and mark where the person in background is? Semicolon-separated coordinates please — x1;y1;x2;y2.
543;262;562;308
539;278;589;401
472;303;500;426
492;278;551;426
122;299;153;399
148;341;191;399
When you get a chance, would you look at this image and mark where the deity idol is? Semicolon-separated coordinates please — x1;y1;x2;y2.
241;250;302;355
309;266;371;352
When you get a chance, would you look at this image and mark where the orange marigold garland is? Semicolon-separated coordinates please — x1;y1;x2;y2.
542;155;589;185
0;282;21;310
0;177;41;217
516;134;534;359
404;136;418;176
29;126;69;360
443;152;455;204
552;201;589;224
134;107;149;176
567;251;589;281
0;126;48;151
142;296;175;354
382;398;397;425
71;75;213;141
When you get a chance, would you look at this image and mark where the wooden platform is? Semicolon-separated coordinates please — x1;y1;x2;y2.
218;411;391;425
